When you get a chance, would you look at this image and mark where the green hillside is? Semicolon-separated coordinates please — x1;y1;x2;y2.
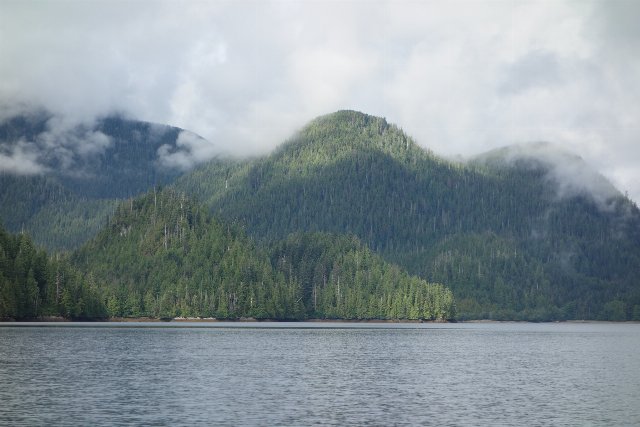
176;110;640;320
72;189;455;320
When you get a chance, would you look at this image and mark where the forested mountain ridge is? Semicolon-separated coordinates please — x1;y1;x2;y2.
0;112;203;249
3;109;639;321
176;110;640;320
71;189;455;320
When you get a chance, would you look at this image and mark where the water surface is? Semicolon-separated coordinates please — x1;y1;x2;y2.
1;322;638;426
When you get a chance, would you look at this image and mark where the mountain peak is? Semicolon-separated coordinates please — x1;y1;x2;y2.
309;109;387;127
301;110;393;142
271;110;436;171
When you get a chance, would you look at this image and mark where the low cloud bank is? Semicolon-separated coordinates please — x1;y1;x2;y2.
0;114;112;175
476;142;622;210
157;130;217;171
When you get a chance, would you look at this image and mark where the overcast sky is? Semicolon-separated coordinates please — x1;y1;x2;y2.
1;0;639;202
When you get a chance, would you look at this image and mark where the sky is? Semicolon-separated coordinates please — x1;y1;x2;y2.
1;0;639;203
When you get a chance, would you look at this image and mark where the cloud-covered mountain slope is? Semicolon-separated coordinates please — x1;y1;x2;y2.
0;112;209;249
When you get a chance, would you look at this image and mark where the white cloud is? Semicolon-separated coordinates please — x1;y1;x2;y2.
0;139;47;175
157;130;216;171
0;114;113;173
481;142;620;210
0;0;639;202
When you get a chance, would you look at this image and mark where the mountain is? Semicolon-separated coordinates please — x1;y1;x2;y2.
3;109;639;321
176;110;640;320
71;189;455;320
0;112;203;249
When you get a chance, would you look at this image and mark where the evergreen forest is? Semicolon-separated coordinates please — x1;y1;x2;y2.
67;189;455;320
0;223;106;319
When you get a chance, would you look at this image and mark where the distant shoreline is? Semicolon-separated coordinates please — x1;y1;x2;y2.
1;316;638;324
1;316;445;323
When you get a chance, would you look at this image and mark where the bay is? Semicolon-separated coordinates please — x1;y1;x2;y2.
1;322;639;426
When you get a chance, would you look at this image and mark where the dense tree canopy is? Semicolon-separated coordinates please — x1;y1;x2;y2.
271;232;455;320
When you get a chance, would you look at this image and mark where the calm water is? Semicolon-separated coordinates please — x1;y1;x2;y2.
1;322;639;426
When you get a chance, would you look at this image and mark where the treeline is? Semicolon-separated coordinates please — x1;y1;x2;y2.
0;223;106;319
71;189;455;320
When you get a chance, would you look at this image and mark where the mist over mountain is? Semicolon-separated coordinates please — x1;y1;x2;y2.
470;142;622;210
0;111;214;196
0;112;211;249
